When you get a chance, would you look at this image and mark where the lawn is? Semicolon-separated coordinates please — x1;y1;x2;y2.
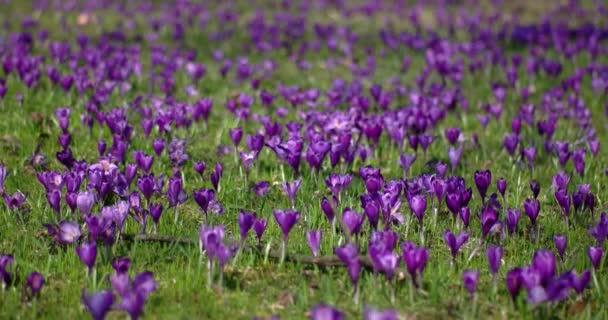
0;0;607;319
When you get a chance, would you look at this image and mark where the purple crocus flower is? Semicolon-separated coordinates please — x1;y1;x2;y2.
167;176;187;208
253;217;267;243
274;209;300;262
589;212;608;246
310;304;344;320
553;234;567;260
342;207;364;237
554;189;571;220
46;189;61;214
152;138;165;156
26;271;44;294
210;162;222;191
506;268;523;302
481;206;499;238
1;254;14;287
193;161;206;176
462;269;480;298
523;198;540;226
529;180;540;199
474;170;491;202
193;188;215;219
588;246;603;270
149;203;163;231
402;241;429;287
136;174;155;201
445;127;461;145
240;150;258;176
335;243;361;295
568;270;591;295
281;178;302;208
133;150;154;173
229;127;243;147
486;244;503;276
399;153;416;174
45;221;81;244
325;173;352;199
306;229;322;257
497;177;507;199
75;241;97;271
453;205;468;227
505;208;521;234
443;229;469;263
409;194;427;227
522;146;536;168
76;191;95;216
447;146;462;172
252;181;270;197
238;210;257;241
82;290;114;320
321;197;335;223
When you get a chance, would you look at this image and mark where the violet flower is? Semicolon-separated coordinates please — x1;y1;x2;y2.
253;217;267;244
75;241;97;273
474;170;491;203
553;234;567;261
588;246;603;270
335;243;361;303
462;269;480;298
486;244;503;277
238;210;257;242
82;289;114;320
273;209;300;264
26;271;44;296
523;198;540;227
310;303;344;320
306;229;322;257
281;178;302;208
1;254;14;288
402;241;429;287
443;229;468;264
252;181;270;197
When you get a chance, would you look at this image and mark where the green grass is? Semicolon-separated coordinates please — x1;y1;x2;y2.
0;1;607;319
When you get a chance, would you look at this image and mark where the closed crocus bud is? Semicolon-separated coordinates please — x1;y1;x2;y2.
462;269;480;297
529;180;540;199
321;197;335;223
447;146;463;171
523;198;540;226
444;127;461;145
253;217;267;243
505;268;523;302
152;138;165;156
474;170;492;202
306;229;322;257
193;160;206;176
47;189;62;213
75;241;97;271
588;246;603;270
553;234;567;260
229;127;243;146
238;210;257;241
459;206;470;228
27;271;44;294
342;208;364;236
497;177;507;198
409;194;427;225
505;208;521;234
486;244;503;276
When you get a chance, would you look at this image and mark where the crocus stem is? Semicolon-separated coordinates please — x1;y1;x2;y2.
219;270;224;290
353;281;360;305
419;223;425;245
207;259;213;289
593;271;601;295
390;280;395;304
408;277;414;304
173;206;179;224
280;238;286;266
92;267;97;290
